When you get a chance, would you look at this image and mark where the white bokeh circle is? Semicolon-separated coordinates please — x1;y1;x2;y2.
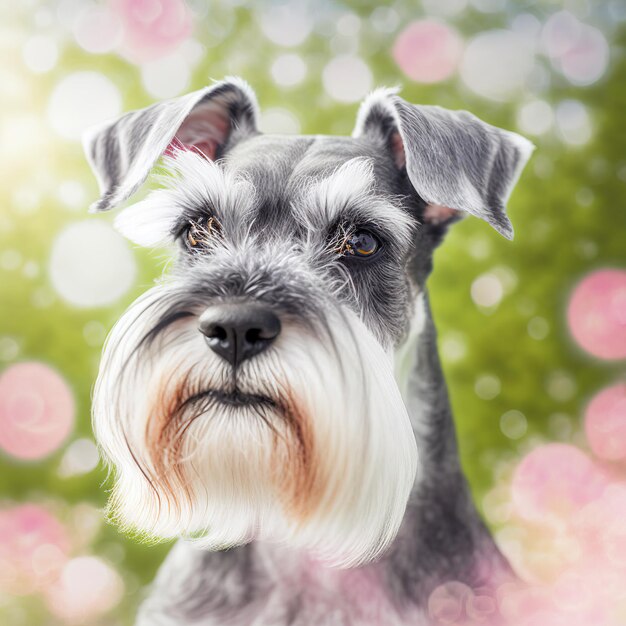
260;5;313;47
460;30;534;101
555;100;592;146
49;220;137;308
46;556;123;621
22;35;59;73
141;51;191;99
322;55;372;103
271;54;307;87
259;108;301;135
517;99;554;136
47;72;122;140
73;6;123;54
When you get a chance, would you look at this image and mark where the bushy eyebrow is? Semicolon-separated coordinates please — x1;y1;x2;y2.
292;157;416;248
113;150;257;247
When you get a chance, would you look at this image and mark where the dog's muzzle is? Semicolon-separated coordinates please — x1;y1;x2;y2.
198;303;281;368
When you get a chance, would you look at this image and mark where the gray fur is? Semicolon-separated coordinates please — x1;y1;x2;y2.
84;77;258;213
353;88;534;239
84;78;532;625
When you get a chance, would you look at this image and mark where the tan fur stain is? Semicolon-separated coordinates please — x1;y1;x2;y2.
144;371;326;526
145;371;196;513
272;393;325;524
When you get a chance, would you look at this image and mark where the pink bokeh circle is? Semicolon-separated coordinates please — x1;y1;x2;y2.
567;269;626;360
427;580;473;623
392;19;463;83
0;362;75;460
511;444;608;523
0;504;70;595
111;0;193;63
585;383;626;462
45;556;124;623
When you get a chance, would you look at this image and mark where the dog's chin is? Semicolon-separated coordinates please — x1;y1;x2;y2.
93;289;419;568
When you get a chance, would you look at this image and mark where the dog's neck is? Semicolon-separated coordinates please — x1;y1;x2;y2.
387;288;513;599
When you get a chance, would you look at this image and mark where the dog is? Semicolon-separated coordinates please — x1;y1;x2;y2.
84;77;533;625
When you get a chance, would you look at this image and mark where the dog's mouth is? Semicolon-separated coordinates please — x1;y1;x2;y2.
200;388;276;408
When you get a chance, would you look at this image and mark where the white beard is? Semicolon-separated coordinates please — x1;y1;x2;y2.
93;286;419;568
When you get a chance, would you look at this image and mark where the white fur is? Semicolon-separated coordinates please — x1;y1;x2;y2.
395;292;427;396
114;151;256;247
93;287;419;568
294;157;415;250
352;86;401;140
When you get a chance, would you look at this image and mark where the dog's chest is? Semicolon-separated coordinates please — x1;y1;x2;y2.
246;550;416;626
138;542;428;626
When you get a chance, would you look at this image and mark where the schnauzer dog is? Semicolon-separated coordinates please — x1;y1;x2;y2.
84;78;532;625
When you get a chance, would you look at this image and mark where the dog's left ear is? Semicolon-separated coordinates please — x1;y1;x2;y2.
353;89;534;240
83;77;259;213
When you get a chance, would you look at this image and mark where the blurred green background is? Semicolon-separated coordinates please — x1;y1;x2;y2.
1;0;625;624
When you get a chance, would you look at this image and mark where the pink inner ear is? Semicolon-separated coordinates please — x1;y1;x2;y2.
165;101;232;161
164;138;219;160
424;204;460;225
390;131;406;169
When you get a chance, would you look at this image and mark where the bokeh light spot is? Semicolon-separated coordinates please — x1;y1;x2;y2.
57;180;87;211
111;0;192;63
470;0;505;13
83;321;107;347
0;504;70;595
441;332;467;363
322;55;372;103
555;100;592;146
49;220;137;308
22;35;58;74
422;0;467;18
369;7;399;33
428;581;473;622
501;410;528;440
517;100;554;136
567;269;626;360
392;20;463;83
47;72;122;141
475;374;501;400
73;6;123;54
141;51;191;98
0;362;75;461
259;108;301;135
542;12;609;86
46;556;124;622
461;30;534;101
471;273;504;309
511;444;608;523
585;383;626;462
58;438;100;478
528;316;550;340
546;371;576;402
1;250;22;272
271;54;307;87
0;337;20;361
259;4;312;47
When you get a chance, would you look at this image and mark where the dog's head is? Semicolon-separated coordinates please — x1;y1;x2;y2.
86;78;532;567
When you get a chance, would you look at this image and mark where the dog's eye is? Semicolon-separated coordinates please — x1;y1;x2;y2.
184;216;222;251
339;230;381;258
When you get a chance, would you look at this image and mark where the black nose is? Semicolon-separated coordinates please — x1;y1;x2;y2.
198;304;281;367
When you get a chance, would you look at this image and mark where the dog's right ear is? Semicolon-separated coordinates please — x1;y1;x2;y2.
82;77;259;213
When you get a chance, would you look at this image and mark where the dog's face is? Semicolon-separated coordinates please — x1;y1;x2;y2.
86;79;532;567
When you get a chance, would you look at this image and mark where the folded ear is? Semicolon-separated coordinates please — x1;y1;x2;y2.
353;88;534;240
83;77;259;213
